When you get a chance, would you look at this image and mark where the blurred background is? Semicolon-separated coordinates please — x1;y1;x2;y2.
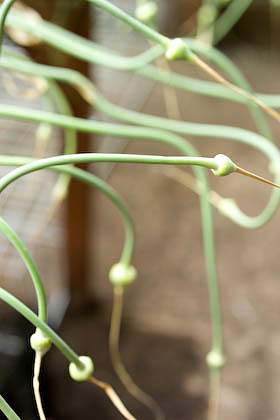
1;1;280;419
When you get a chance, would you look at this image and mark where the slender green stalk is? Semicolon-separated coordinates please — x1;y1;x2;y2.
0;217;47;322
86;0;169;47
0;155;135;265
0;154;221;187
0;0;17;56
212;0;254;45
0;394;21;420
6;10;164;71
0;288;84;368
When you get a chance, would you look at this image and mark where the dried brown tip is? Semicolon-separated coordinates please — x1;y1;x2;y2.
33;352;47;420
236;166;280;188
88;376;137;420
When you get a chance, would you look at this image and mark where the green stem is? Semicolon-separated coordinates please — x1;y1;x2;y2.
6;10;164;71
86;0;169;47
0;288;84;368
0;0;17;56
0;394;21;420
212;0;254;45
0;217;47;322
0;155;135;266
0;155;220;187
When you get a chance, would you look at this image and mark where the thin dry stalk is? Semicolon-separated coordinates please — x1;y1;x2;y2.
192;55;280;126
33;351;47;420
207;371;221;420
109;287;165;420
88;375;137;420
236;166;280;188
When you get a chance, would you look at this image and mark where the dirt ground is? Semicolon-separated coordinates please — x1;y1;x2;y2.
2;14;280;420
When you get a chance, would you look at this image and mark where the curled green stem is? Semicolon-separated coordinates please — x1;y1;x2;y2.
0;154;225;189
6;9;164;71
0;155;135;266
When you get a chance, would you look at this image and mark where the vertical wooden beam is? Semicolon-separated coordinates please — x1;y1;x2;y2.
23;0;92;299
